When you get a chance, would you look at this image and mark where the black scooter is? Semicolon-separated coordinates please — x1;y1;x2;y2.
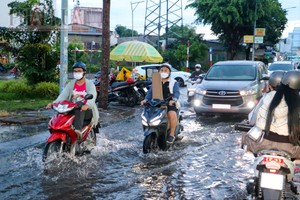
141;99;183;153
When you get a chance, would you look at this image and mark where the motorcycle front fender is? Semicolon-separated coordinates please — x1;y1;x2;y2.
143;128;158;137
47;132;67;143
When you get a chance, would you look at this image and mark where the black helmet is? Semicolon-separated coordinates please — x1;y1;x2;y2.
281;71;300;90
72;61;87;71
269;71;285;89
159;63;172;72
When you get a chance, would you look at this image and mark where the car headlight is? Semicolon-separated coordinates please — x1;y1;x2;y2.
240;88;256;96
247;101;256;109
196;89;206;95
194;99;201;107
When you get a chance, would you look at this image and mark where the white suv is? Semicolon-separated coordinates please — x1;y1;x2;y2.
133;64;191;87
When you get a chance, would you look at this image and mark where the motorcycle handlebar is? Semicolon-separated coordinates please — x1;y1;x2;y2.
234;122;253;132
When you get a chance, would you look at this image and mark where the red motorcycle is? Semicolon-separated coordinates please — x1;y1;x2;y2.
43;94;99;161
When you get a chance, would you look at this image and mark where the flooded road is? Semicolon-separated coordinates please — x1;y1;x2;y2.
0;94;299;199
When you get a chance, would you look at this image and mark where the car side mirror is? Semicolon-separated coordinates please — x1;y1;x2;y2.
260;74;269;81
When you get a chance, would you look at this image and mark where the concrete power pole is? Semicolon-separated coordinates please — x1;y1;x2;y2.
99;0;110;109
59;0;68;92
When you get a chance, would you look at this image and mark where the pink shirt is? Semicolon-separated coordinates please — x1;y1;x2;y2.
72;82;87;103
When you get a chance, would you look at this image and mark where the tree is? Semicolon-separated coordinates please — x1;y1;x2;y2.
99;0;110;109
115;25;138;37
0;0;60;84
187;0;287;60
161;25;208;70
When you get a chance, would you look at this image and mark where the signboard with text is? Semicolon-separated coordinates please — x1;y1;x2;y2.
255;28;266;36
244;35;253;43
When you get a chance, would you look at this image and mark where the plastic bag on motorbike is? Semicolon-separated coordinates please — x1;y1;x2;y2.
247;126;264;143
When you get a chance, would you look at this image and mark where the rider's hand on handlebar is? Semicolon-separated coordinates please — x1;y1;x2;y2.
81;104;89;111
140;99;147;106
46;103;52;109
169;100;176;106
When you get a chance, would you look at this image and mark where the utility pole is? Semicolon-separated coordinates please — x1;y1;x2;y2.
252;0;257;61
99;0;110;109
131;1;144;40
59;0;68;92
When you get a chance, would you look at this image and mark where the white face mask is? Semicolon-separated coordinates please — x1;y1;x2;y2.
160;72;169;79
73;72;84;80
196;68;200;71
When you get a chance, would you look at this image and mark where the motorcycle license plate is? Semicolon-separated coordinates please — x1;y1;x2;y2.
133;86;138;91
212;104;231;109
260;172;284;190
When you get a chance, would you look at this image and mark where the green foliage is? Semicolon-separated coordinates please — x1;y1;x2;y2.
0;0;60;84
115;25;138;37
0;79;58;99
187;0;287;59
68;42;102;72
33;82;59;98
161;25;208;69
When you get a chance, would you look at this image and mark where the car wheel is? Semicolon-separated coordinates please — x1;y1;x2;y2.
175;77;185;87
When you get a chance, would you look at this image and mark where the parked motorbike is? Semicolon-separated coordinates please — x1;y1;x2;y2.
234;122;298;199
187;74;205;103
141;99;183;154
43;94;99;161
94;76;152;107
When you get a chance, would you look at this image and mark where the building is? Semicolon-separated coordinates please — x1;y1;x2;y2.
278;27;300;56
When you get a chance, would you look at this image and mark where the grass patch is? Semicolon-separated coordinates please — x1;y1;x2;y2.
0;79;57;112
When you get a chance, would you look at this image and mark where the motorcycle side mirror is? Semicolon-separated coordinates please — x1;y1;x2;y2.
84;94;94;100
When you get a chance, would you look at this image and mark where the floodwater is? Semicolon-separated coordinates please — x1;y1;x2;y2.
0;94;299;199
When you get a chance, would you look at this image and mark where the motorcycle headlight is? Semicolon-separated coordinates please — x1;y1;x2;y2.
188;88;196;92
240;88;256;96
150;119;161;126
141;113;148;126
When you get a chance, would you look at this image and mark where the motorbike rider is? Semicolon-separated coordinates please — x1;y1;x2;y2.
242;70;300;158
140;63;180;144
189;64;205;80
248;70;285;125
46;61;99;139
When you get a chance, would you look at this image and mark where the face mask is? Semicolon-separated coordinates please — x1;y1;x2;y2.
160;72;169;79
73;72;84;80
196;68;200;71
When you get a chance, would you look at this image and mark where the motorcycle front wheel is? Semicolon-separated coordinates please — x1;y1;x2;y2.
43;141;62;162
143;133;156;154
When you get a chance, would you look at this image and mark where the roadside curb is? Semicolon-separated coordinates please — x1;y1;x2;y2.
0;105;140;126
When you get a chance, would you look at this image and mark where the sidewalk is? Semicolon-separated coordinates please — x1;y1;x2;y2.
0;105;140;127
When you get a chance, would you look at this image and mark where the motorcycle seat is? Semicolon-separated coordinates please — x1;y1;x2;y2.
111;81;128;89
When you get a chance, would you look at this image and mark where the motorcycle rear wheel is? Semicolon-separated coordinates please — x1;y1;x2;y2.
43;141;62;162
143;134;156;154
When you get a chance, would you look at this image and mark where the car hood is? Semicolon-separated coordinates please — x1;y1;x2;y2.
201;80;256;90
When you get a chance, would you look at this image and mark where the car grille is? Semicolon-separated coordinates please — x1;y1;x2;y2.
202;90;243;106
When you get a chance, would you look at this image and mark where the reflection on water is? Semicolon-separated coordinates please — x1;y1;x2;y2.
1;109;298;199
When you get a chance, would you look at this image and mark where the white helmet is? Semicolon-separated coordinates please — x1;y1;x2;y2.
195;64;201;68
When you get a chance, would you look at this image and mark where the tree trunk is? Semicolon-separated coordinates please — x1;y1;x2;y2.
98;0;110;109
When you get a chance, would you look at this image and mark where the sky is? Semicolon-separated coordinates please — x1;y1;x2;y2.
58;0;300;39
1;0;300;39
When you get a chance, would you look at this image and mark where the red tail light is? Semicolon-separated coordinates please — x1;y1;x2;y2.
263;157;284;164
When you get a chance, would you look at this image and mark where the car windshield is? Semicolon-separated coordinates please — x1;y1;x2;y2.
268;63;293;71
171;67;178;72
206;64;256;80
